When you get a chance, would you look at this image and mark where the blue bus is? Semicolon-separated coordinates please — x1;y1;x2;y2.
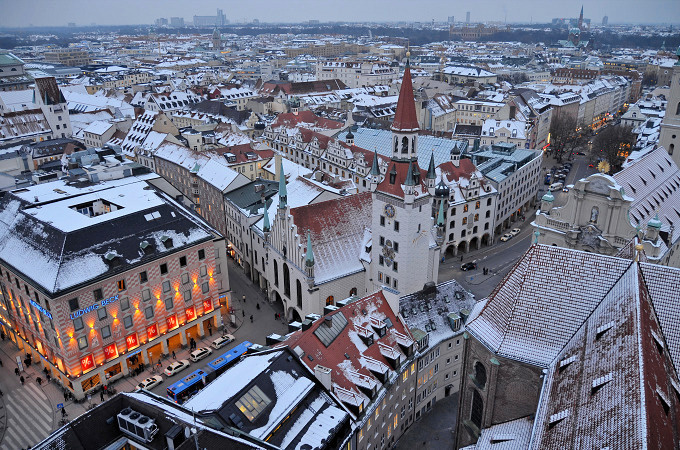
204;341;253;382
166;369;207;404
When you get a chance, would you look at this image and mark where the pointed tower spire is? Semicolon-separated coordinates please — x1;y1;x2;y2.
404;160;415;186
437;197;445;227
278;159;287;210
262;200;271;233
427;151;436;179
391;53;419;133
305;231;315;267
371;150;380;177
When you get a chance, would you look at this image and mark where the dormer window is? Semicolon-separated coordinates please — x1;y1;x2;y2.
161;235;173;249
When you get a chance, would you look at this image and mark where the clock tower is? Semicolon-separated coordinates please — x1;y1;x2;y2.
368;54;441;296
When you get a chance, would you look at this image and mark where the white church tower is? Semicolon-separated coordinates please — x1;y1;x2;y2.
659;46;680;167
368;54;440;296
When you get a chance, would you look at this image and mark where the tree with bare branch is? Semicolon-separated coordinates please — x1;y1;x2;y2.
590;125;636;172
548;114;586;163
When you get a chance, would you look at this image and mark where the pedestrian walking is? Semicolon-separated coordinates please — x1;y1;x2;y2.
46;373;51;383
172;351;176;359
61;407;67;417
0;331;5;340
63;391;68;402
19;376;24;385
36;377;42;386
208;328;212;336
250;315;254;323
256;303;260;310
100;391;105;402
14;367;19;376
242;310;245;317
274;312;278;320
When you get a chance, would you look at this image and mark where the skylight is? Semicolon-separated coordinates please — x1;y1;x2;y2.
235;385;271;422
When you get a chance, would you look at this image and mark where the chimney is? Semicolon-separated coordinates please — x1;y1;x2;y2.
314;364;332;391
324;316;333;328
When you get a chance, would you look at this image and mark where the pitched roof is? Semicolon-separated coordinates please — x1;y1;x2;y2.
290;192;372;284
391;65;419;132
34;77;64;105
271;110;343;131
376;160;428;199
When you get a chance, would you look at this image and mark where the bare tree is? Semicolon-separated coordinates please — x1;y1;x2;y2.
591;125;636;172
549;114;586;163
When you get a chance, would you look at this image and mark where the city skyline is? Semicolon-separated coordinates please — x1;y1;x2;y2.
0;0;679;28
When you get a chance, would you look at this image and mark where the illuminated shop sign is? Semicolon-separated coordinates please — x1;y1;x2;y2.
69;295;119;320
29;299;53;320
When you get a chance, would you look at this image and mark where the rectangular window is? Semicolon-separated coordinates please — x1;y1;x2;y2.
200;265;207;277
393;262;398;272
117;279;126;291
120;297;130;311
123;315;133;329
394;221;400;232
181;273;190;285
68;298;79;312
77;336;88;350
198;249;206;260
144;306;154;319
160;263;168;275
202;282;210;294
394;242;399;252
101;325;111;339
139;271;148;283
73;317;84;331
379;255;384;265
142;289;151;302
165;298;173;310
97;307;107;321
162;280;171;292
184;291;192;302
93;289;103;301
380;216;385;226
179;256;187;267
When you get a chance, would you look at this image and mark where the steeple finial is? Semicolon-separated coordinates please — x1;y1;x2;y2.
305;231;315;267
278;159;287;209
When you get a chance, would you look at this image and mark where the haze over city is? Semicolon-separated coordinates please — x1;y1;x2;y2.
0;0;679;27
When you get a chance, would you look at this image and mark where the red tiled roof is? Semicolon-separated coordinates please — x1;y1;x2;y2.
438;159;478;183
391;66;419;132
34;77;64;105
290;192;371;242
279;291;412;406
298;128;333;149
376;160;428;199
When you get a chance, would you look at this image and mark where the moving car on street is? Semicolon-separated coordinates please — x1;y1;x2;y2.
500;233;513;242
461;262;477;271
135;375;163;391
164;359;190;377
211;334;235;350
190;347;213;363
510;228;521;236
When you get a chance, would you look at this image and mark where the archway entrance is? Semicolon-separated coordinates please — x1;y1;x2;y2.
457;241;467;254
288;307;302;323
469;236;479;250
481;233;491;246
271;291;284;316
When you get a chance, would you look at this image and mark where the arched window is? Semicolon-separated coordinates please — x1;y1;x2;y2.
325;296;334;306
296;279;302;308
411;136;415;153
394;137;399;154
349;287;357;296
471;390;484;429
401;136;409;154
474;362;487;389
273;260;279;286
283;263;291;297
670;144;675;156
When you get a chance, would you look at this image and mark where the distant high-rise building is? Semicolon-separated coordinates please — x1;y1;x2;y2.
602;15;609;25
170;17;184;27
466;11;470;23
448;16;455;23
154;17;168;27
193;8;226;27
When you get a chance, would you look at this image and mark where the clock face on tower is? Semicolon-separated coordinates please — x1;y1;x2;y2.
384;204;396;218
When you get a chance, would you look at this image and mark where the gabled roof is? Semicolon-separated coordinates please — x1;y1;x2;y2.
270;110;343;131
290;192;372;284
391;65;419;132
376;159;428;199
34;77;64;105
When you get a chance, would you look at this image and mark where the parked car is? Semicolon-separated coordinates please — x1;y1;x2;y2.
549;182;564;191
461;262;477;271
135;375;163;391
211;334;235;350
500;233;513;242
190;347;213;363
164;359;190;377
562;186;569;192
510;228;521;236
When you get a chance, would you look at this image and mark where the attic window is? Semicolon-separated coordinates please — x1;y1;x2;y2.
559;355;577;371
591;372;613;394
548;409;569;428
657;386;670;415
161;235;173;249
651;329;665;355
140;240;153;255
144;211;161;221
595;321;615;339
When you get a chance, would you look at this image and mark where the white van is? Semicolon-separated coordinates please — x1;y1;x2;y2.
549;182;564;191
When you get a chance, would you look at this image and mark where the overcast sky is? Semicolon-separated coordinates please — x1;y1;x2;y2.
0;0;678;27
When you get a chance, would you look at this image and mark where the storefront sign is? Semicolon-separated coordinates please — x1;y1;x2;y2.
166;314;178;331
147;323;159;341
29;299;53;320
125;333;139;351
80;353;95;372
103;343;118;360
203;299;214;313
185;306;196;322
69;295;119;320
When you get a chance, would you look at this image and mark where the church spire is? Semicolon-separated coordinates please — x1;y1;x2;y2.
371;151;380;177
305;231;315;267
278;159;287;209
427;151;436;179
391;53;419;133
262;199;270;233
404;160;415;186
437;197;445;227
